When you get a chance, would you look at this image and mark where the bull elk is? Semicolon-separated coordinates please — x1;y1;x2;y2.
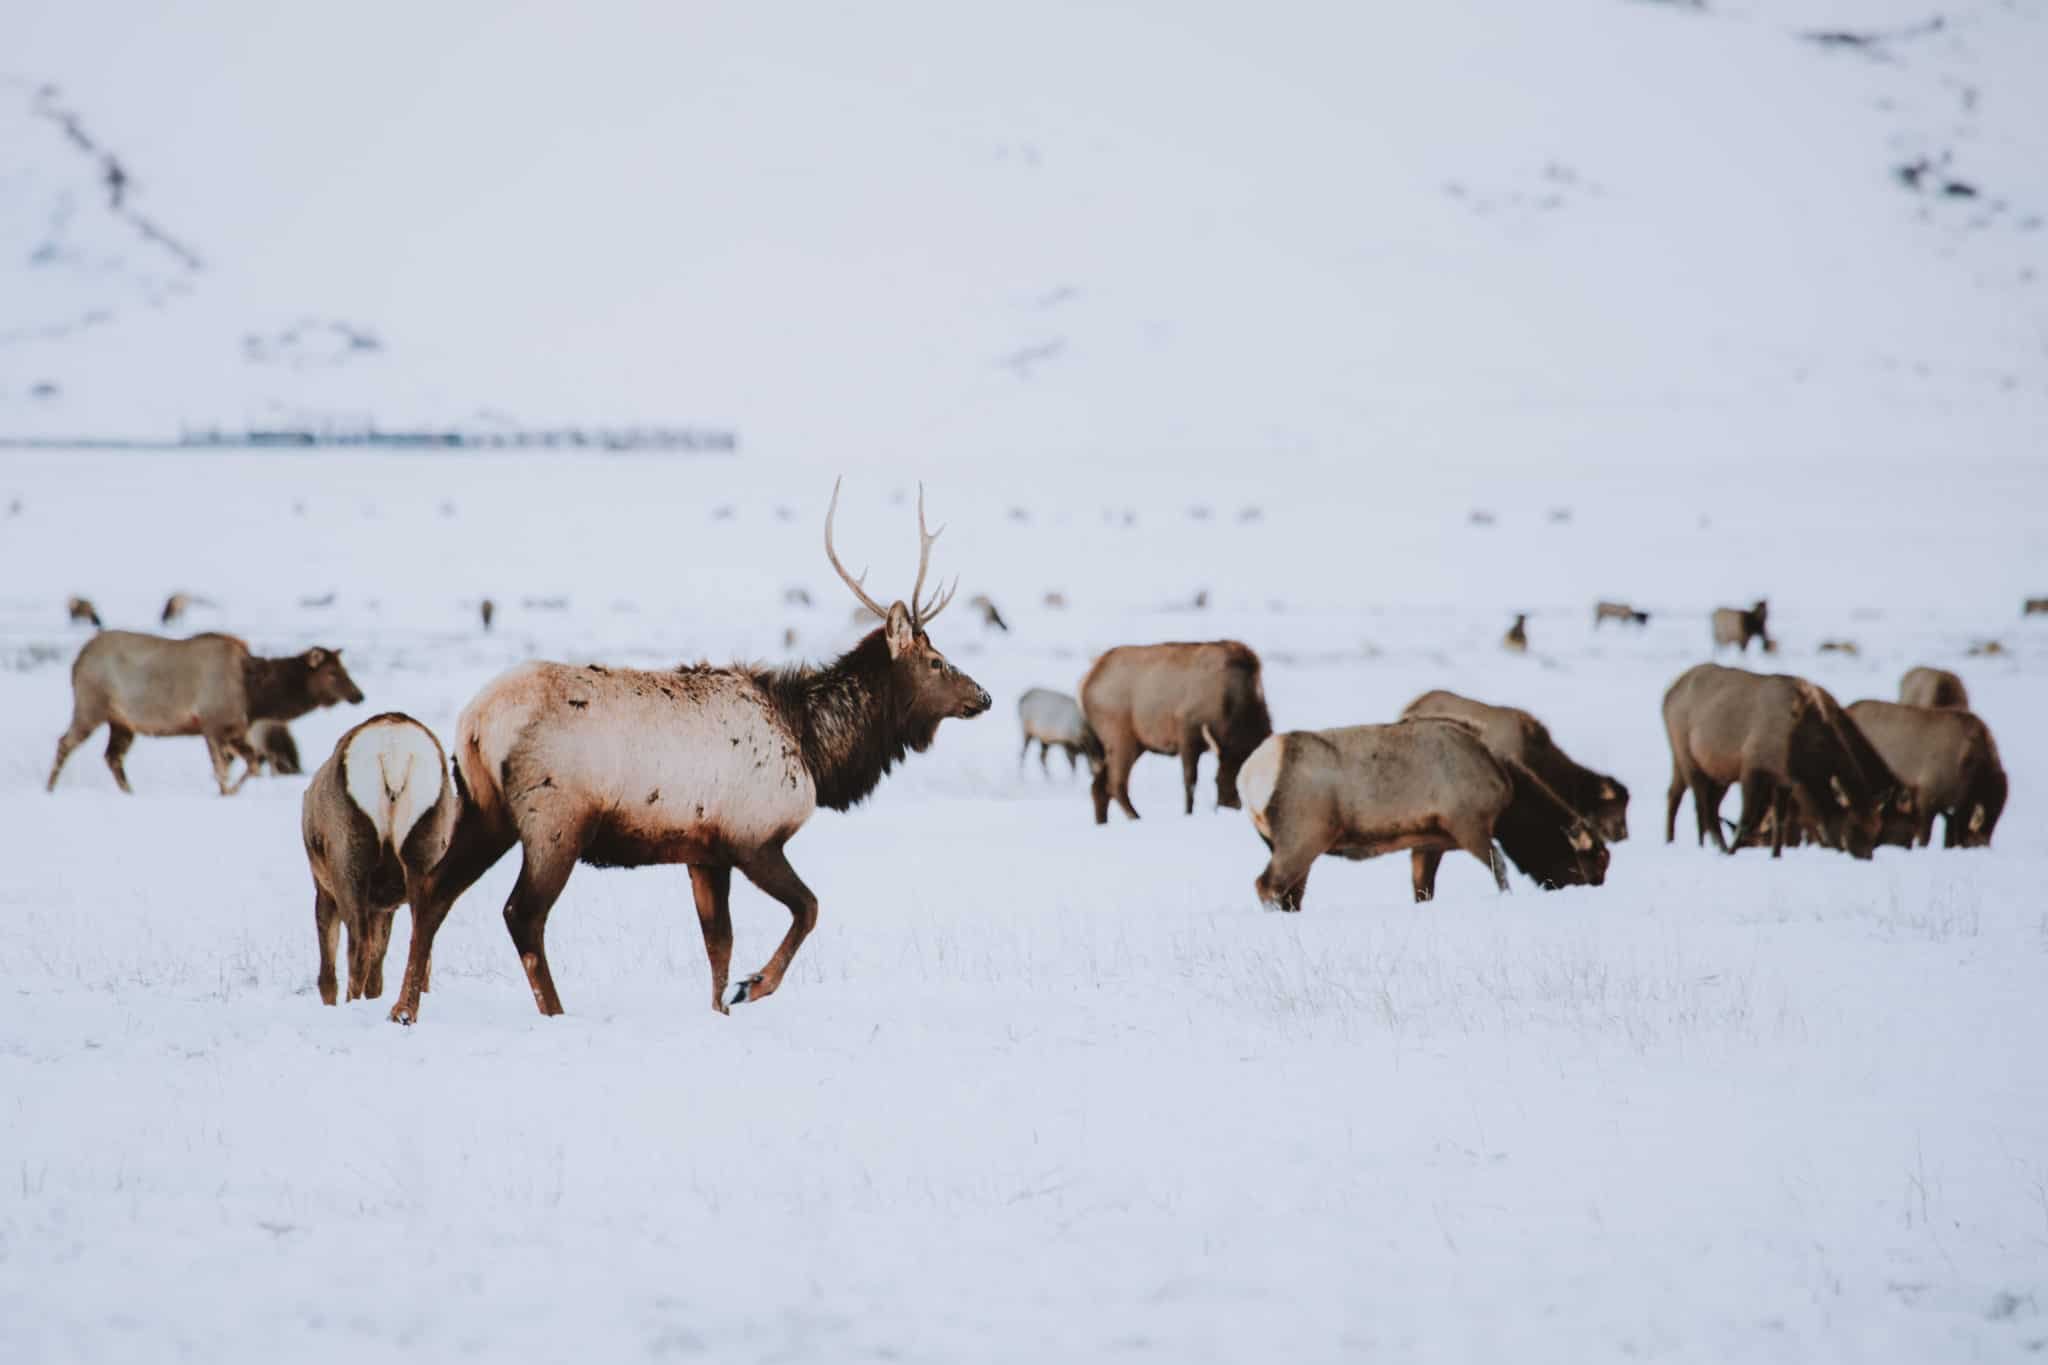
384;482;992;1024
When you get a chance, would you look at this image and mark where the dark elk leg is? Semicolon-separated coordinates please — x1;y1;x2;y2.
314;887;341;1006
1691;775;1729;851
688;864;734;1016
1664;766;1685;844
1768;785;1789;859
1179;732;1202;816
388;808;515;1024
1411;848;1445;903
502;832;584;1017
358;908;398;999
731;843;818;1005
1214;749;1246;811
1018;734;1031;771
103;724;136;794
202;730;238;796
1731;773;1774;855
1108;744;1141;821
1039;741;1052;776
1255;844;1315;912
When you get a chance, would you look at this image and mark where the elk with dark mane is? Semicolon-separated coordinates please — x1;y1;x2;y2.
385;482;992;1024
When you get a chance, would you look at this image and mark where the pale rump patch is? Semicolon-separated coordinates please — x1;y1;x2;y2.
1238;735;1283;840
343;717;446;849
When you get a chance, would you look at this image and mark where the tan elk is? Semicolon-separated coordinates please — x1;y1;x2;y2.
302;714;459;1005
384;482;992;1024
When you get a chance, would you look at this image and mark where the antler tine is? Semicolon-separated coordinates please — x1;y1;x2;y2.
910;482;950;627
824;477;890;620
918;574;960;627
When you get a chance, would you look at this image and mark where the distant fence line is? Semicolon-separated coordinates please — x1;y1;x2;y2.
0;426;739;454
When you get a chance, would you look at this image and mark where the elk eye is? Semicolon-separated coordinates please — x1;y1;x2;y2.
929;658;942;671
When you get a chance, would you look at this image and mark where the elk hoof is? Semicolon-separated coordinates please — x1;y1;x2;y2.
388;1003;414;1025
730;975;764;1005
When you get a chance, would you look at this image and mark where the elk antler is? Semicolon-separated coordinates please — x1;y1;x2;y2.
824;477;890;621
911;483;958;629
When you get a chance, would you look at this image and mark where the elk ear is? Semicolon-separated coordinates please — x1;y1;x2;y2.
305;647;328;668
1599;782;1617;800
883;602;916;657
1570;828;1593;852
1969;804;1986;832
1830;775;1851;808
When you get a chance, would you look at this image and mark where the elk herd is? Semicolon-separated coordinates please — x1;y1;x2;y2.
41;485;2023;1024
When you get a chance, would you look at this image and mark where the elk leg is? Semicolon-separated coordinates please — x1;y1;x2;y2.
1018;734;1031;771
102;724;136;794
1731;773;1774;855
1039;740;1052;776
1107;744;1141;821
1485;842;1511;892
1664;765;1685;844
502;835;582;1017
688;864;734;1016
388;807;516;1024
731;843;818;1005
1411;848;1445;903
225;731;265;792
1091;759;1112;824
359;908;397;1000
1914;803;1937;849
1179;732;1202;815
314;887;341;1006
345;908;370;1001
201;730;239;796
1064;745;1078;775
48;718;98;793
1214;750;1246;811
1255;843;1315;912
1769;785;1788;858
1690;775;1728;851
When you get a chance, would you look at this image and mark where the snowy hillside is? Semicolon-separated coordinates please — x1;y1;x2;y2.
6;0;2047;467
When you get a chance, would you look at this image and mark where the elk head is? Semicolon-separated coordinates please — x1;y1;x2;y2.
302;647;366;706
826;479;992;749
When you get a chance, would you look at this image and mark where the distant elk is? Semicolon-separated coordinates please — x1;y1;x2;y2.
1661;663;1909;858
160;591;210;626
1711;600;1770;653
67;596;101;627
1079;641;1272;824
301;714;458;1005
479;598;496;632
1400;690;1629;841
382;482;991;1024
1898;666;1967;709
1817;639;1859;657
1237;719;1607;910
1844;700;2005;848
2023;597;2047;616
969;594;1010;631
49;631;364;795
1593;601;1649;628
1017;687;1100;776
1502;614;1528;653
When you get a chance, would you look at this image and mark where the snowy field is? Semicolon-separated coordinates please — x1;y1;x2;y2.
2;452;2045;1361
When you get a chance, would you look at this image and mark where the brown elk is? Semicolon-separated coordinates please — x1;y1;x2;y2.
1711;600;1770;652
1079;641;1272;824
247;719;303;776
1661;663;1907;859
1399;689;1630;841
384;482;992;1024
1844;700;2006;848
67;596;101;628
1899;666;1968;709
2023;597;2048;617
302;714;459;1005
1502;614;1529;653
49;631;364;795
1238;719;1608;910
1593;601;1649;628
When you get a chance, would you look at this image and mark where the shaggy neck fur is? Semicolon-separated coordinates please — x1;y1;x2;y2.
758;630;933;812
243;654;321;723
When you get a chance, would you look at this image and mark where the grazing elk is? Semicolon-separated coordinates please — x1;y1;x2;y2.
2023;597;2047;617
247;719;303;776
1593;601;1649;628
1899;666;1968;710
48;631;364;795
1661;663;1907;859
382;482;991;1024
67;596;101;628
1711;600;1770;653
1399;689;1630;840
302;714;459;1005
1817;639;1860;657
1237;719;1608;910
1844;700;2006;848
1018;687;1100;776
1502;614;1529;653
969;594;1010;632
159;591;208;626
1080;641;1272;824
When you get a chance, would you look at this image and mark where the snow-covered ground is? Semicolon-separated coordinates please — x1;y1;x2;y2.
3;452;2045;1361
